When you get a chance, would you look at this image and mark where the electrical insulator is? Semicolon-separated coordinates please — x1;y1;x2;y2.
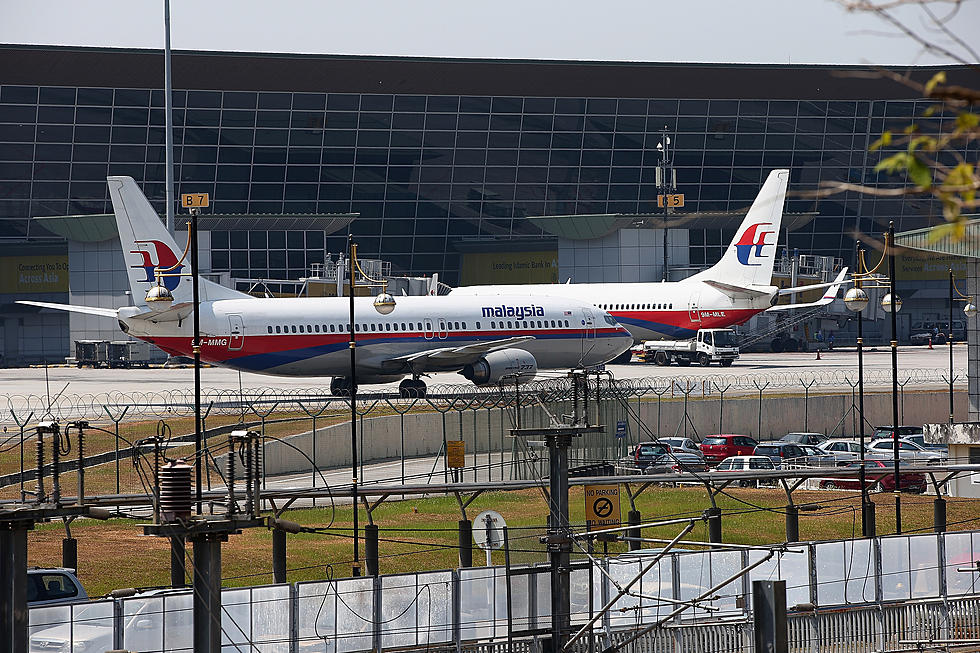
159;459;193;523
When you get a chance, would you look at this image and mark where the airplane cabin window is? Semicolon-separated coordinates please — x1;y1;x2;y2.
401;323;407;330
507;321;512;328
291;325;297;333
267;326;272;334
307;324;312;332
329;325;335;332
386;323;391;331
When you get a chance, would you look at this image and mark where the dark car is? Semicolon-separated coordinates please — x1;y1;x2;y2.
819;460;926;493
872;426;948;453
780;432;828;446
753;442;808;466
700;435;759;465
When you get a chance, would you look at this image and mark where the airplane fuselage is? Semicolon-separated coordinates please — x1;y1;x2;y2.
120;295;631;380
453;279;777;342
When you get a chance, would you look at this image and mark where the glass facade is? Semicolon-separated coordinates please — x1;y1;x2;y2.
0;68;963;284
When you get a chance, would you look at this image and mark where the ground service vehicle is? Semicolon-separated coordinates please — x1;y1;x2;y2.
637;328;739;367
700;435;759;465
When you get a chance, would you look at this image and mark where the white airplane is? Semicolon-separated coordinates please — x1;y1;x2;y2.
451;169;848;357
19;177;633;398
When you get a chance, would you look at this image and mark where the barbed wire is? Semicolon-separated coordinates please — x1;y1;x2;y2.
0;367;964;421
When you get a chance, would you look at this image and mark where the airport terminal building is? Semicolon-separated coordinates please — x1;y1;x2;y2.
1;44;976;363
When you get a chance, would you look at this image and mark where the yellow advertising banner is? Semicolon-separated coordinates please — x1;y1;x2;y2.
0;255;69;293
460;251;559;286
897;253;967;281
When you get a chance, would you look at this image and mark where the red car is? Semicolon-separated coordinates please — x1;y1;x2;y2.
819;460;926;493
699;434;759;465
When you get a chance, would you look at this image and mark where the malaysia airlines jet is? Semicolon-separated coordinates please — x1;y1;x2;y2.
19;177;632;398
452;169;847;353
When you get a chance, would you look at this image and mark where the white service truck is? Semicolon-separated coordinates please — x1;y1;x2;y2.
636;328;739;367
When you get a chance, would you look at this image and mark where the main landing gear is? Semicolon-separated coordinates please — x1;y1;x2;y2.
330;377;356;396
398;377;427;399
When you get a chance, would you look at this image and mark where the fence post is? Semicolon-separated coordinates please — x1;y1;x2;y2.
753;381;770;440
713;383;731;434
10;409;34;502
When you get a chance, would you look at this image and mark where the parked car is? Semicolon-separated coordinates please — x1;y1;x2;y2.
780;432;828;446
622;441;706;474
713;455;775;486
819;460;927;493
27;567;88;606
872;426;947;453
909;322;947;346
753;442;809;467
699;435;759;465
797;445;838;467
867;438;946;464
658;437;705;460
817;439;867;464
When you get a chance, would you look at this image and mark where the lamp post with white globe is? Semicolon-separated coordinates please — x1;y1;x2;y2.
844;258;874;537
884;222;903;534
347;233;396;577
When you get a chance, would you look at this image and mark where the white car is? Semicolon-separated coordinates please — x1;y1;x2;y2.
867;438;946;464
658;437;705;460
713;455;775;487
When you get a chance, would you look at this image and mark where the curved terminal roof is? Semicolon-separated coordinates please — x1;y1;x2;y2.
528;211;819;240
33;213;358;243
895;219;980;259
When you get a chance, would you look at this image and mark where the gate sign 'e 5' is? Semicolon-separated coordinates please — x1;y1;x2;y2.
181;193;209;208
584;484;620;528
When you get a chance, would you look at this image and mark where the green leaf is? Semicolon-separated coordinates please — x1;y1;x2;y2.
874;152;909;174
943;162;975;189
924;71;946;96
956;112;979;131
928;222;955;243
923;105;939;118
903;123;918;135
906;156;932;188
869;131;892;151
908;136;936;152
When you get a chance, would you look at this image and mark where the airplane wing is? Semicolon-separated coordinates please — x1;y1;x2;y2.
380;336;535;373
777;267;850;296
767;268;848;312
701;280;772;299
16;300;118;318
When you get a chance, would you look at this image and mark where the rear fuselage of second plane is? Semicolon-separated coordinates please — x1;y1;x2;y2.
452;279;777;342
119;295;632;379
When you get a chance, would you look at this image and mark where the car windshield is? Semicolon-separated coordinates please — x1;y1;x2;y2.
713;331;737;346
702;437;727;445
638;445;667;456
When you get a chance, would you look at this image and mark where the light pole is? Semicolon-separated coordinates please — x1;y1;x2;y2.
950;268;955;424
657;127;673;282
346;235;396;577
844;252;873;537
882;222;903;534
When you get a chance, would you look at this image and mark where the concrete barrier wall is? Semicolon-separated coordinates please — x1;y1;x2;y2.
262;389;967;476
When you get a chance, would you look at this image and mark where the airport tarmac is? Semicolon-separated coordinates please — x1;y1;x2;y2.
0;344;966;399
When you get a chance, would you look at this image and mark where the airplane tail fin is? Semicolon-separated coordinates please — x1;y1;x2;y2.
107;176;249;306
691;169;788;288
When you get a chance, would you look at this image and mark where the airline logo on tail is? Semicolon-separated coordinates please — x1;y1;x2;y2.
130;240;183;291
734;223;775;266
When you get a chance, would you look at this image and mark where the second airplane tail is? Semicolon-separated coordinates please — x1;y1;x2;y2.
690;168;788;289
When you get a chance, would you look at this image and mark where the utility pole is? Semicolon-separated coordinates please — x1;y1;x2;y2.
510;371;601;652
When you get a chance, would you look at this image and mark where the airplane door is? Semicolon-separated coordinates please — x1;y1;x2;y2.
583;308;596;339
437;318;449;340
423;319;434;340
688;294;701;324
228;315;244;351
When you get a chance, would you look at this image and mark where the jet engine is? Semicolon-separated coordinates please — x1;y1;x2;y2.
460;349;537;386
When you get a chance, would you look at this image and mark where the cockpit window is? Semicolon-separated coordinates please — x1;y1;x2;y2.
603;315;618;326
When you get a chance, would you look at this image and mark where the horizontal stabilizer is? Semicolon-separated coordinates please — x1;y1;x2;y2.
702;280;772;299
767;268;848;312
121;303;195;323
16;300;118;318
777;268;851;296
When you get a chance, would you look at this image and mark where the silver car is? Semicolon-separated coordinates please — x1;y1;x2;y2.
867;438;946;464
658;437;706;460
